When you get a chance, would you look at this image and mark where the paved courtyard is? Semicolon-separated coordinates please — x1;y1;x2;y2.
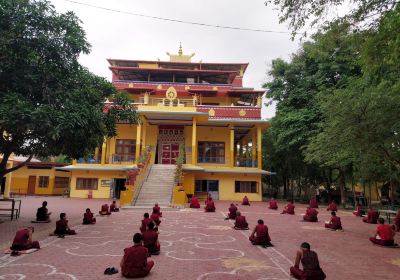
0;197;399;279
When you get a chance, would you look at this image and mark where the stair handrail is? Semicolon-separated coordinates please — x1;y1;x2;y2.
132;162;152;206
169;165;177;205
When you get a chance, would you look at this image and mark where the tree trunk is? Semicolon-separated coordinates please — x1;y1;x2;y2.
339;168;346;205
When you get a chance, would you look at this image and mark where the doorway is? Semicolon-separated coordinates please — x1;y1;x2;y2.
157;126;184;164
195;180;219;200
161;143;180;164
28;176;36;195
113;178;126;199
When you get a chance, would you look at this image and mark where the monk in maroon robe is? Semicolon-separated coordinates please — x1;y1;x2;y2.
10;227;40;251
227;203;238;219
140;213;153;233
142;222;160;255
394;209;400;232
99;204;111;215
303;207;318;222
36;201;51;221
249;219;273;247
363;207;379;224
110;201;119;212
326;201;337;212
190;196;200;208
121;233;154;278
352;203;364;216
152;203;162;217
290;242;326;280
205;194;213;205
242;196;250;206
281;201;295;215
83;208;96;224
269;198;278;210
150;211;161;226
309;197;318;208
54;213;76;235
369;218;396;247
325;211;342;230
205;199;216;212
234;211;249;230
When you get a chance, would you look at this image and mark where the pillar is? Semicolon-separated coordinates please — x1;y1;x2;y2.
141;121;147;153
3;163;12;199
101;139;107;165
252;129;256;167
192;118;197;165
135;122;142;164
257;126;262;169
72;159;77;165
94;147;99;163
230;127;234;167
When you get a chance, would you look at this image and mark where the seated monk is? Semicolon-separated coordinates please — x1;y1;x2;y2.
269;198;278;210
326;201;338;212
190;196;200;208
142;222;160;255
204;194;213;205
150;211;161;226
36;201;51;221
234;211;249;230
99;204;111;216
83;208;96;224
249;219;273;247
152;203;162;217
352;203;365;216
140;213;154;233
394;209;400;232
205;199;216;212
325;211;342;230
363;207;379;224
309;197;318;208
110;201;120;212
303;207;318;222
281;201;295;215
290;242;326;280
242;196;250;206
121;233;154;278
369;218;396;247
10;227;40;251
227;203;238;219
54;213;76;235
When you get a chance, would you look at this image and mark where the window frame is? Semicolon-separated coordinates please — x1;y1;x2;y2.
54;177;70;189
197;141;225;164
234;181;258;193
76;178;98;190
38;176;49;188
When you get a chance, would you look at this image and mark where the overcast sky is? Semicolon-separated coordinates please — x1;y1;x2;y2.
51;0;300;118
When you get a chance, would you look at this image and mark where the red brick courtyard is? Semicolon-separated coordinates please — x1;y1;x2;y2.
0;197;399;279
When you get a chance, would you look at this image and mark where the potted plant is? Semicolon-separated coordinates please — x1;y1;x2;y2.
174;144;185;187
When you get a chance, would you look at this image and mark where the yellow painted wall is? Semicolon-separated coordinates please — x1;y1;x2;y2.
201;97;239;106
354;183;381;201
69;169;126;199
184;171;262;201
145;125;158;164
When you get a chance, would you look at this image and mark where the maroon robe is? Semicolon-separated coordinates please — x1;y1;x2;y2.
234;216;249;229
190;196;200;208
303;208;318;222
99;204;111;215
325;216;342;230
205;200;216;212
242;197;250;206
353;205;363;216
140;218;153;233
153;205;162;217
205;196;213;205
249;224;271;245
394;213;400;232
282;203;295;215
150;213;161;226
269;200;278;210
326;202;337;212
10;229;40;251
83;212;96;224
309;198;318;208
110;203;119;212
369;224;395;246
363;209;379;224
121;245;154;278
290;250;326;280
54;219;76;235
142;230;160;254
228;205;238;219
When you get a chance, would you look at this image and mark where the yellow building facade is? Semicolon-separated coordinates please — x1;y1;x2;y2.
62;47;273;203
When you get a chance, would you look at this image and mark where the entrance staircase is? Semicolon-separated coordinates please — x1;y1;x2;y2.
133;164;176;207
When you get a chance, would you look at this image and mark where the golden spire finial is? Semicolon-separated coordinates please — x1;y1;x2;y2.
178;42;183;56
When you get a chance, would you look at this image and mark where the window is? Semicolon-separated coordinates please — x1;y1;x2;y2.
38;176;49;188
76;178;98;190
115;139;136;162
235;181;258;193
198;142;225;163
55;177;69;188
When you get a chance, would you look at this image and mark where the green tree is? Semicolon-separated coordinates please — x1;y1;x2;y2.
0;0;138;178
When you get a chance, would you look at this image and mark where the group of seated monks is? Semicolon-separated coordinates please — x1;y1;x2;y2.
99;201;120;216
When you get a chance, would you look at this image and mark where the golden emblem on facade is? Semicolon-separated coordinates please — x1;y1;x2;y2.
128;83;133;88
239;109;246;117
185;85;190;90
212;86;218;91
166;86;178;100
209;109;216;117
157;85;162;90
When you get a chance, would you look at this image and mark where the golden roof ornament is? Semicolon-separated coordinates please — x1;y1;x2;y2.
166;43;195;62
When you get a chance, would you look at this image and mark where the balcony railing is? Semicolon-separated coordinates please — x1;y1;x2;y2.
196;105;261;120
111;154;135;164
77;157;101;164
139;97;197;107
198;156;225;164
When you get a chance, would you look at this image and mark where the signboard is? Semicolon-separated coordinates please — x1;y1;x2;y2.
101;179;112;187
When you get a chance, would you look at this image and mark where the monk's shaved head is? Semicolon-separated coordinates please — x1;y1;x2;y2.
301;242;311;250
258;219;264;224
133;233;142;244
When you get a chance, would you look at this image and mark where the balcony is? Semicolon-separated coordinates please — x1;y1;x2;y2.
111;154;135;164
196;105;261;120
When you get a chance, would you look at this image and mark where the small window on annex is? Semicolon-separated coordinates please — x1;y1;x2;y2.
76;178;98;190
235;181;257;193
54;177;70;188
38;176;49;188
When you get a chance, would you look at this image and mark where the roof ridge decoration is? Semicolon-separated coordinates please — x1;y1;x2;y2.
166;43;195;63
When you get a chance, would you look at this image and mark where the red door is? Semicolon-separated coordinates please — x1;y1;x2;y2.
27;176;36;195
171;144;179;164
161;144;180;164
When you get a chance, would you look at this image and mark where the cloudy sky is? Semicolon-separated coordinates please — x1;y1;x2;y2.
50;0;300;117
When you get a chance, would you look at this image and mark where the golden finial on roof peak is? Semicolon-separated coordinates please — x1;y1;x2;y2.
178;42;183;56
166;43;195;62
